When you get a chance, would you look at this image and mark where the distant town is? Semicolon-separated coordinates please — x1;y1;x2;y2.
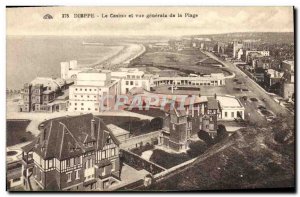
7;32;294;191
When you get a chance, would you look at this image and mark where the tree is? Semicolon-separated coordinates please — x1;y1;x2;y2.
197;130;214;146
150;117;163;130
215;124;229;143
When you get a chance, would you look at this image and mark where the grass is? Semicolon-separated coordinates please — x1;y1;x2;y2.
131;143;155;156
125;108;165;118
7;120;33;146
150;141;208;169
97;116;158;137
130;49;230;76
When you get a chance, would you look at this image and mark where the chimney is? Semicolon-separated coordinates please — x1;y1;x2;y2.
91;119;96;139
40;123;46;140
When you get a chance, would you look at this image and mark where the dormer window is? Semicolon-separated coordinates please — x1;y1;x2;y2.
106;136;111;144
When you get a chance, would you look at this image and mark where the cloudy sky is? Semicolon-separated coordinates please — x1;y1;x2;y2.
6;6;294;36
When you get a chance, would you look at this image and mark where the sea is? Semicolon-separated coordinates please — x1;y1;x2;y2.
6;35;125;90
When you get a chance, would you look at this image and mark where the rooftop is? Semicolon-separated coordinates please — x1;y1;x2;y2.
217;96;244;109
22;114;120;160
107;124;130;137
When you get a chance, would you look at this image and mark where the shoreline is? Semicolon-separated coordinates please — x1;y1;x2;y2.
90;43;146;70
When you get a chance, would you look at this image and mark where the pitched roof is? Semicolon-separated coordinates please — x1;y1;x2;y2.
32;114;120;160
207;98;219;110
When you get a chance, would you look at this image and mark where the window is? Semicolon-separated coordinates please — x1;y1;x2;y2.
130;81;133;85
75;108;77;110
67;172;72;182
66;159;70;167
231;112;234;118
80;89;82;91
75;170;80;180
111;148;116;156
102;151;106;159
106;137;111;144
81;103;84;106
75;156;80;165
75;88;77;91
81;108;84;110
135;81;139;86
88;108;91;111
126;81;129;85
48;159;53;168
102;167;106;176
85;89;87;91
225;112;227;117
90;89;92;91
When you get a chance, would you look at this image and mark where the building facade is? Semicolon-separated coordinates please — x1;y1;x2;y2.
153;73;226;87
217;96;245;120
21;114;121;191
68;70;120;112
18;77;72;113
159;97;218;152
111;68;153;94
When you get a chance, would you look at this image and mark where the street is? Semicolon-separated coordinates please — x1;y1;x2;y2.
203;51;290;117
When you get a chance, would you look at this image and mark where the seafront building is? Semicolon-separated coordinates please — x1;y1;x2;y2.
153;73;226;87
68;70;120;112
21;114;121;191
110;68;153;94
18;77;73;113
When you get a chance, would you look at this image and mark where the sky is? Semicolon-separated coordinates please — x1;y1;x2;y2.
6;6;294;36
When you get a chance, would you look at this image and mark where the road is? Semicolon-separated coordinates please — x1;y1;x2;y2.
202;51;290;117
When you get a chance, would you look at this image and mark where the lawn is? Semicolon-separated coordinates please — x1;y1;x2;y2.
7;120;33;146
125;108;165;118
150;141;208;169
97;116;160;137
130;50;230;76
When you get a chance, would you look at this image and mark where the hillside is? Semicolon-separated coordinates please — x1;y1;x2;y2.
146;117;295;191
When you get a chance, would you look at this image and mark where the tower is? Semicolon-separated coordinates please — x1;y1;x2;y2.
60;62;70;79
168;108;190;152
22;83;32;112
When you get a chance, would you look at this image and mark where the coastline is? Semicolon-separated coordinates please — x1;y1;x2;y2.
91;43;146;70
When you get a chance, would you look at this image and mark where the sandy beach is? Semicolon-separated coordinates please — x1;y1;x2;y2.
92;43;145;70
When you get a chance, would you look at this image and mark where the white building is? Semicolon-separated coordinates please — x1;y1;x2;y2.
153;73;226;87
68;70;120;112
111;68;153;94
245;50;270;62
61;61;154;95
216;95;245;120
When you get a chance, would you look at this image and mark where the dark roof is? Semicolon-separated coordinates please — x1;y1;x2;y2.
32;114;120;160
207;98;219;110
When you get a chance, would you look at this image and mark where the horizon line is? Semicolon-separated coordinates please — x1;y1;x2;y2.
7;31;294;37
